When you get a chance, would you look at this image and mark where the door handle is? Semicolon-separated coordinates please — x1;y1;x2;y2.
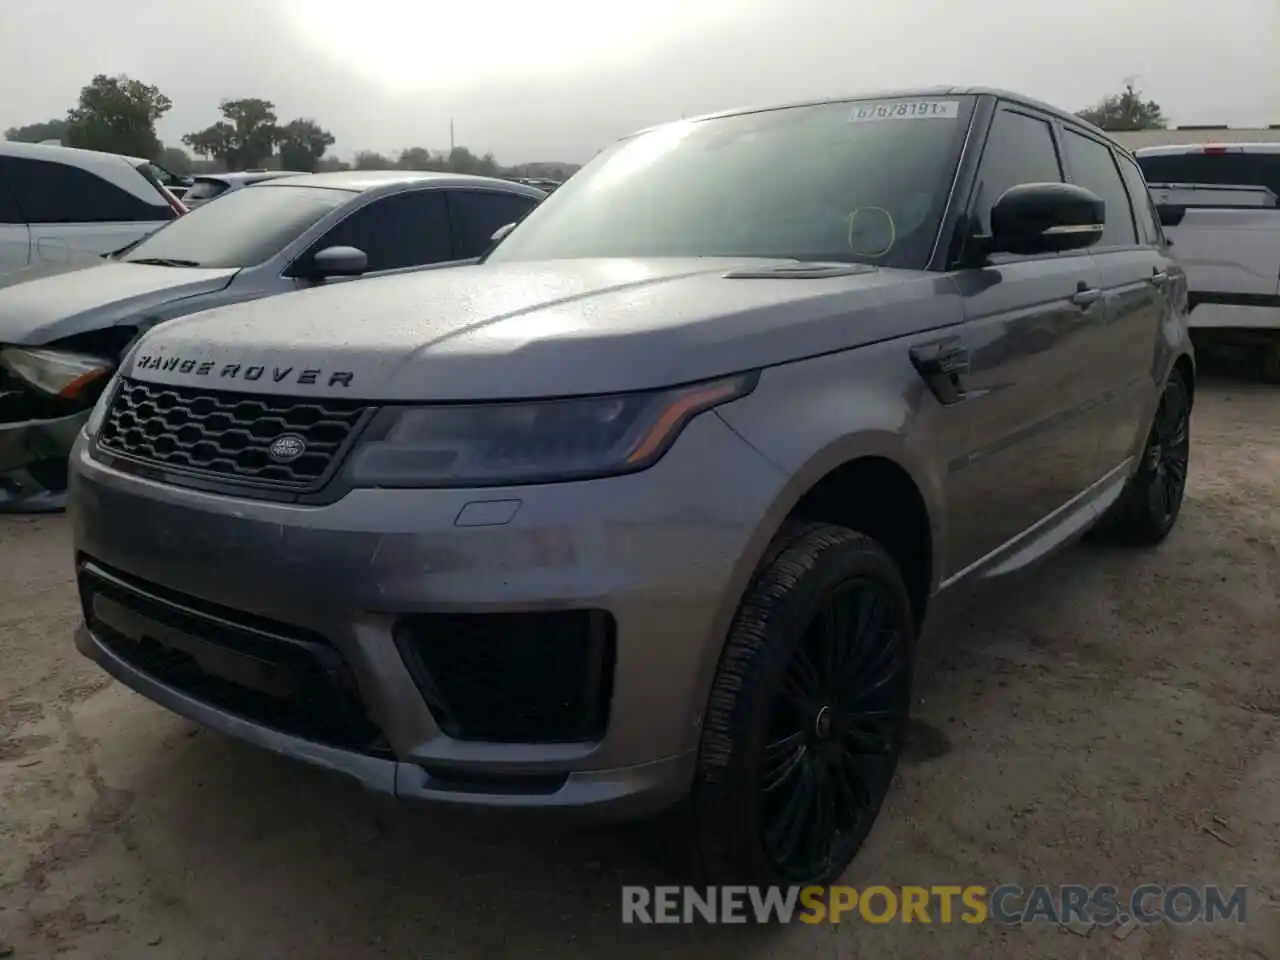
1071;283;1101;307
1149;269;1168;288
909;336;969;406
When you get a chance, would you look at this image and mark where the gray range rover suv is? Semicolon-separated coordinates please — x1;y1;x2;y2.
68;87;1193;887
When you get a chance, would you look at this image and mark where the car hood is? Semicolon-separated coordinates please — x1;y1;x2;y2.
0;259;239;346
124;257;960;400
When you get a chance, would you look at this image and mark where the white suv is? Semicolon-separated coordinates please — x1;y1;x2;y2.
0;141;186;278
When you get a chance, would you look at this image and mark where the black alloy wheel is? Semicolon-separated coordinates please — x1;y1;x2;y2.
758;576;911;881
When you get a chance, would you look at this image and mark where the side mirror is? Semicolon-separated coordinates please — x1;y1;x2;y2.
310;245;368;279
490;222;517;243
989;182;1105;256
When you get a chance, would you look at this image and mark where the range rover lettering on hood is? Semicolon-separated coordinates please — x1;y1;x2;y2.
133;352;355;389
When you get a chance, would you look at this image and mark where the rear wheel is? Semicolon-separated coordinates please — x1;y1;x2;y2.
1093;370;1191;546
682;522;915;886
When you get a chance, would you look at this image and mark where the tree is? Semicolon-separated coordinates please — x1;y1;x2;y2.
4;118;69;143
1076;82;1167;132
397;146;441;170
158;146;192;176
353;150;393;170
277;118;335;172
64;74;172;158
183;98;281;169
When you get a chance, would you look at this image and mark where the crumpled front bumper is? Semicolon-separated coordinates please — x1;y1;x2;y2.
0;410;89;512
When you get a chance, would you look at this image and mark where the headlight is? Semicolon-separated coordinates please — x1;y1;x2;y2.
0;346;113;401
347;372;758;488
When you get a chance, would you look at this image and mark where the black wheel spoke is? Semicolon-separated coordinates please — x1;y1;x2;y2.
760;730;807;793
806;762;836;867
766;758;816;863
844;642;903;704
830;752;872;826
821;592;854;674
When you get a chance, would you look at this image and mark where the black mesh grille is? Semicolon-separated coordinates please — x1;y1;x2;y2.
394;611;616;744
79;560;389;755
97;379;368;489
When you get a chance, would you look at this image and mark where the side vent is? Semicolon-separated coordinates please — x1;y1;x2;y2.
909;336;970;405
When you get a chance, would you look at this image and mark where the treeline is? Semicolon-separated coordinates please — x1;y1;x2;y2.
3;73;575;180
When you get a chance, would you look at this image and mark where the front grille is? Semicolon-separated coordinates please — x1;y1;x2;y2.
96;379;369;489
79;560;389;755
394;611;616;744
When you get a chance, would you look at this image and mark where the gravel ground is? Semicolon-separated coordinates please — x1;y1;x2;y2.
0;372;1277;959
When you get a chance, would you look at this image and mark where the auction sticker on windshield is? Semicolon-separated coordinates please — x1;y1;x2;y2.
848;100;960;122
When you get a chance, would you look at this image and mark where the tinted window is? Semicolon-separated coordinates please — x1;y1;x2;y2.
303;190;454;272
450;190;538;256
1;156;173;224
1136;153;1280;195
488;96;977;270
0;178;21;224
1116;154;1163;246
185;179;229;201
122;184;349;268
971;109;1062;235
1062;130;1136;246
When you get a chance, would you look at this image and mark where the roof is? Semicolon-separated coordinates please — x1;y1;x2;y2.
0;139;139;164
259;169;547;197
633;85;1114;141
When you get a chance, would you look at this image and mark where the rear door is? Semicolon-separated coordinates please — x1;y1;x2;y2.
0;163;31;275
945;103;1107;571
5;157;174;262
447;189;540;258
1058;126;1164;477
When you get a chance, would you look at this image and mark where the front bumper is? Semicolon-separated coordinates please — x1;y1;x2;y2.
67;411;787;817
0;410;88;512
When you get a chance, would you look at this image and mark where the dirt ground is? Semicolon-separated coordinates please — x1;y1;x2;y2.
0;372;1277;959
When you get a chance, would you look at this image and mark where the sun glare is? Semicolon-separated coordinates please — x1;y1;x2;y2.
283;0;738;90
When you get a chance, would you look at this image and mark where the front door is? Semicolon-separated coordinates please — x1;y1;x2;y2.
944;104;1108;574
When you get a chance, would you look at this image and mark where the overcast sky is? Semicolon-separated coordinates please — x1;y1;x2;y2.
3;0;1277;164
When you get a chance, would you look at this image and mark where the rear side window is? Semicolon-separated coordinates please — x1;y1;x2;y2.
303;189;454;272
449;190;539;256
0;156;173;224
185;179;229;202
972;109;1063;236
1115;154;1164;246
1136;152;1280;196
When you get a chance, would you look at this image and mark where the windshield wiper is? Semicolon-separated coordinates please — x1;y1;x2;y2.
128;257;203;268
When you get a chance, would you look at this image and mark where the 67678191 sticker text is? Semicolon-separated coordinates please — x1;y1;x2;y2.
848;100;961;123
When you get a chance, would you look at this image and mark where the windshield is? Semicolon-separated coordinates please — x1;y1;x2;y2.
487;96;975;270
121;185;350;268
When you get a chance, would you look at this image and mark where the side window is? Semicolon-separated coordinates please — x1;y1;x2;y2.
1115;154;1163;247
449;190;539;257
0;162;22;224
303;190;454;272
1061;129;1137;247
972;109;1063;236
3;157;171;224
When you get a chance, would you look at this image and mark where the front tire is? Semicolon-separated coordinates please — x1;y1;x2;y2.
684;522;915;886
1093;369;1191;546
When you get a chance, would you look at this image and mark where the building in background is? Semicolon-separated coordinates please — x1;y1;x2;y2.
1113;126;1280;150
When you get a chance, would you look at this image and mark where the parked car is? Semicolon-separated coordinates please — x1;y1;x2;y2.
181;170;311;208
0;170;544;511
68;87;1193;887
1135;142;1280;379
0;140;187;278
